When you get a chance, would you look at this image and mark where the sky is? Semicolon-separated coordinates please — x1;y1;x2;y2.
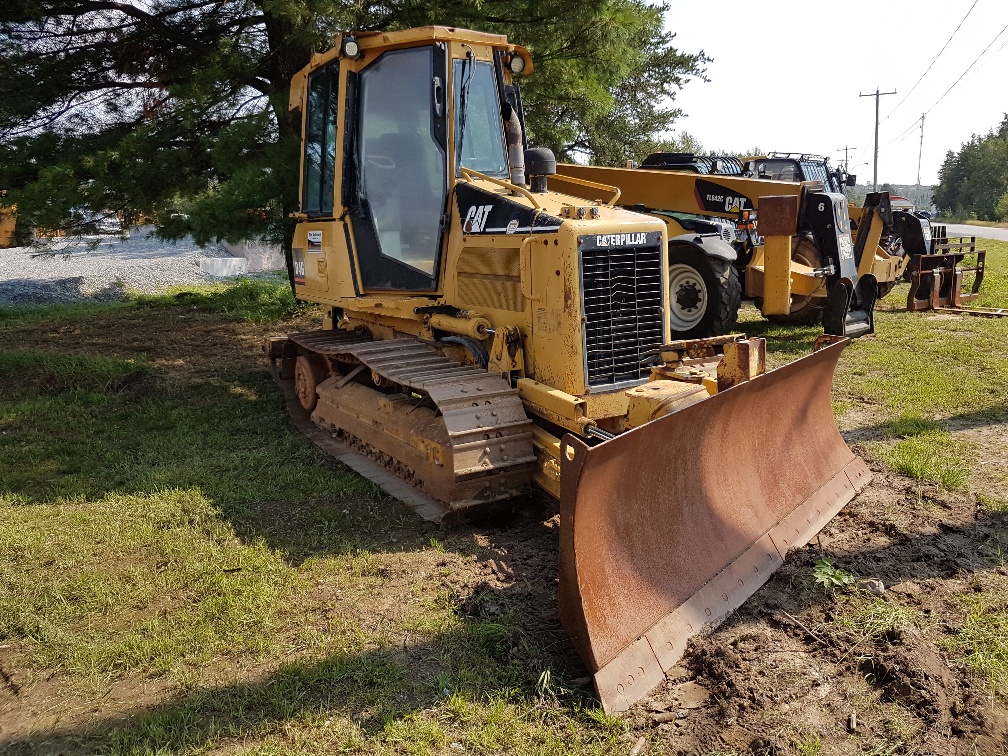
662;0;1008;186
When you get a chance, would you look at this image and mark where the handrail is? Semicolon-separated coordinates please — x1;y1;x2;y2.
549;172;621;206
458;167;541;209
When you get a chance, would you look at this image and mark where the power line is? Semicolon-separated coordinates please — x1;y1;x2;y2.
851;135;874;169
927;19;1008;114
884;19;1008;148
882;0;980;122
885;116;923;148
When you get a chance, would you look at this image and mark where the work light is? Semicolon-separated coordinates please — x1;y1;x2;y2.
341;37;361;59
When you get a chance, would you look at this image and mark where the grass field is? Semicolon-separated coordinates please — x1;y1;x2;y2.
2;245;1007;755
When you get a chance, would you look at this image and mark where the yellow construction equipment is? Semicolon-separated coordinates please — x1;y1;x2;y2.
266;26;871;713
0;202;16;249
628;150;929;301
738;152;936;300
555;159;902;338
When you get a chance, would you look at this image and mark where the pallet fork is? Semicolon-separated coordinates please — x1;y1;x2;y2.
906;234;1005;317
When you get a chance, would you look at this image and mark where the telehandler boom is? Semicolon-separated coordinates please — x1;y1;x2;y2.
555;160;901;337
266;27;871;713
692;150;937;301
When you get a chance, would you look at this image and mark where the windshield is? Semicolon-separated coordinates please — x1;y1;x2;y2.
453;59;507;177
756;160;801;183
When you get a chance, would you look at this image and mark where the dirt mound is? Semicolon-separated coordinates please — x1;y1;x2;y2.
685;639;767;720
861;627;958;727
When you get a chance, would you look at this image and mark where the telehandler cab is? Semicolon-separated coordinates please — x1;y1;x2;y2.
265;26;871;713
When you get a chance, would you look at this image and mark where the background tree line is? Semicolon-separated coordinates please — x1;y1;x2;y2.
0;0;708;250
933;115;1008;221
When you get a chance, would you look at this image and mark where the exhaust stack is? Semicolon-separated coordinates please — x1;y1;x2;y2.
503;103;526;189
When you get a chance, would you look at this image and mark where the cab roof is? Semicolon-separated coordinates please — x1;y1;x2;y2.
289;26;532;112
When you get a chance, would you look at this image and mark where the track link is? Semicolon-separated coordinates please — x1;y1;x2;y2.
271;332;536;521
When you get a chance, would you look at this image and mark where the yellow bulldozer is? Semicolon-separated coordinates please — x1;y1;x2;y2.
555;157;911;338
265;26;871;713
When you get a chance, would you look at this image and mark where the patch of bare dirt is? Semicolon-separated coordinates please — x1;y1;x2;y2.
1;305;318;386
619;466;1008;755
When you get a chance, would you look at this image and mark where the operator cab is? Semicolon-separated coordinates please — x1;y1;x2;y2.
745;153;853;193
296;29;531;294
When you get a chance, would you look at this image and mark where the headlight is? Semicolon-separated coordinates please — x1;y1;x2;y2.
508;54;526;75
341;37;362;59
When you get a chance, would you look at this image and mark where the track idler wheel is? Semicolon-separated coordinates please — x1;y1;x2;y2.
294;355;327;412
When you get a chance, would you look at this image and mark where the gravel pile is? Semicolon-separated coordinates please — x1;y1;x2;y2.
0;228;245;305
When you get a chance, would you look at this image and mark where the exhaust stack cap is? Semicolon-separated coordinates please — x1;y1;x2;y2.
503;103;526;189
525;147;556;193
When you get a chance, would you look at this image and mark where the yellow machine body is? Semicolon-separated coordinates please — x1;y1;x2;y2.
0;205;16;249
269;26;872;713
554;163;902;320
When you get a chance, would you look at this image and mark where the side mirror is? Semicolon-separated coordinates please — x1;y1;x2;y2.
846;174;857;187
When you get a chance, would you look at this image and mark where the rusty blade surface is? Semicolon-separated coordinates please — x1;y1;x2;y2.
558;338;871;713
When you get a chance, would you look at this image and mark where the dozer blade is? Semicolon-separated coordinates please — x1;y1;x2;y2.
558;338;870;713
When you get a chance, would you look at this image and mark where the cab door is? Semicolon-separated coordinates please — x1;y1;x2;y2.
299;61;339;293
347;45;449;291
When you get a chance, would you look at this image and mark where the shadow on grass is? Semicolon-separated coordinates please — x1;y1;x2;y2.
1;488;588;754
841;405;1008;446
2;612;594;756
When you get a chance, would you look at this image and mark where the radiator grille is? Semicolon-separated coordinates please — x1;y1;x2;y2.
581;238;664;387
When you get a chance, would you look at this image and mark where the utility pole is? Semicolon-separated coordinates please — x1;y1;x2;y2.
837;146;857;173
916;113;925;192
860;87;897;191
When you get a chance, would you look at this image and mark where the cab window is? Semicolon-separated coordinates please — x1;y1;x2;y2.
302;63;339;216
453;59;507;177
356;46;447;281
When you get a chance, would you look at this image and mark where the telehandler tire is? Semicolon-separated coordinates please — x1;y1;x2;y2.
667;243;740;339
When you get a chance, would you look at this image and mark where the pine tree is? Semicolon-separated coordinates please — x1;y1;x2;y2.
1;1;707;255
934;115;1008;220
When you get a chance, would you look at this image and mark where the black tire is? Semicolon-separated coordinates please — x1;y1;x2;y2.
876;280;897;298
667;243;741;339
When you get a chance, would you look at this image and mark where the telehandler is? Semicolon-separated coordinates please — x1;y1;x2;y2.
732;152;936;300
561;152;935;332
265;26;871;713
555;158;908;335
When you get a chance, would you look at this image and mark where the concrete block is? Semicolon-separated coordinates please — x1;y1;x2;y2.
199;257;248;276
